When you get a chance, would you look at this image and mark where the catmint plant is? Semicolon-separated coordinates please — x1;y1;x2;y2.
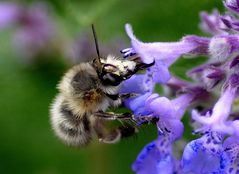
121;0;239;173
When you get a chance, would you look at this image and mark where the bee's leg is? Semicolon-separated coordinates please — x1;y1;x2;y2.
105;93;139;101
94;111;158;124
93;112;138;143
120;93;139;99
92;118;121;144
93;118;137;144
94;111;134;121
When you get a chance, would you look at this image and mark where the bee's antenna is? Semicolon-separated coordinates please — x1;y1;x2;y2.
92;24;102;72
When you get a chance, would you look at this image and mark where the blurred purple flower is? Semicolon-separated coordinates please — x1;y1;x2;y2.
165;76;192;96
0;2;56;62
224;0;239;14
0;3;20;28
199;10;228;35
65;32;127;64
220;14;239;32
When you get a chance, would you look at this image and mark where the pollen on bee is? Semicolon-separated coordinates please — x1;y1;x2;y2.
83;89;102;103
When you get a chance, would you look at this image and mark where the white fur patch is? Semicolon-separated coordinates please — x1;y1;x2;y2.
101;55;136;75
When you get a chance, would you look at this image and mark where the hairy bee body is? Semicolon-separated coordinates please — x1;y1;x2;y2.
50;56;137;146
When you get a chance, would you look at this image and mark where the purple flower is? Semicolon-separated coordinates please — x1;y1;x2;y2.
187;63;225;90
121;73;154;94
209;35;239;62
122;24;210;84
192;74;239;135
123;24;209;64
65;32;127;64
146;93;195;120
220;14;239;32
224;0;239;14
223;136;239;173
0;2;55;61
0;3;20;28
182;132;227;174
129;86;209;173
118;1;239;173
132;120;183;174
14;3;55;60
165;76;192;96
199;10;228;35
120;74;155;115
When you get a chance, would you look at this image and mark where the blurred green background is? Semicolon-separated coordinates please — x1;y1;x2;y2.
0;0;222;174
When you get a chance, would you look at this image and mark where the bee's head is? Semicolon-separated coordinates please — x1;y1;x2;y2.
93;55;136;86
91;24;154;86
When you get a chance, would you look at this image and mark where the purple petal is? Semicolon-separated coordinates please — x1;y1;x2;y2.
188;63;225;89
125;24;206;64
227;73;239;88
146;92;196;120
171;93;195;119
223;136;239;173
124;92;152;116
182;132;227;174
192;77;238;134
120;47;136;58
149;61;171;84
199;10;227;35
120;74;149;94
132;141;175;174
159;119;184;141
224;0;239;14
146;96;174;119
230;55;239;68
132;119;182;174
182;35;210;55
166;76;191;92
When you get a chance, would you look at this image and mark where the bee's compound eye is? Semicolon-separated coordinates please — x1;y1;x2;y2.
100;73;123;86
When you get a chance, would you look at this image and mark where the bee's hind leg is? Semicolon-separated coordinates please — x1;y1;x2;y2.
93;118;121;144
93;112;138;143
94;111;134;121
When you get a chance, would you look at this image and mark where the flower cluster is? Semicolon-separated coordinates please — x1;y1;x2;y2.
121;0;239;173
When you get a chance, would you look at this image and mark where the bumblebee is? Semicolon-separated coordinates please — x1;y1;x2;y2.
50;25;154;146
